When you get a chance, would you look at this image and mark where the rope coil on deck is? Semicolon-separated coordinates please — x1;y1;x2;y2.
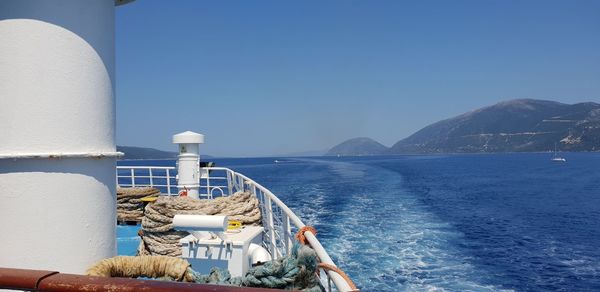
137;191;262;256
86;256;192;282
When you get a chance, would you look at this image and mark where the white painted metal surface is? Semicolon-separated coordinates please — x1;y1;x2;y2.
179;226;265;278
247;243;272;265
0;152;123;160
0;0;127;274
173;131;205;199
173;215;228;233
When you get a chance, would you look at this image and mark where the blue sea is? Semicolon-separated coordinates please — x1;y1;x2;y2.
117;153;600;291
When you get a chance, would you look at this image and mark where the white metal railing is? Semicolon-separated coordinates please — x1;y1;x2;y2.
199;167;234;199
116;165;353;291
116;166;233;198
116;166;177;195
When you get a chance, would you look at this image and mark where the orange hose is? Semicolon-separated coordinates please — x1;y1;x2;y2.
318;263;359;291
296;227;358;291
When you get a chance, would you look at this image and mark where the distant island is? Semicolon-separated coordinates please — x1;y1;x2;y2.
327;99;600;155
326;137;388;156
117;146;178;160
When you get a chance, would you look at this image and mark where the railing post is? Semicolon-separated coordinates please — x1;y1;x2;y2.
149;168;154;188
166;168;171;195
282;213;292;254
227;171;233;195
206;169;211;199
265;195;277;259
130;168;135;187
237;176;243;192
251;185;258;207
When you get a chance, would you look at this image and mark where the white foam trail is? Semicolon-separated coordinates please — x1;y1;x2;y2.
282;159;509;292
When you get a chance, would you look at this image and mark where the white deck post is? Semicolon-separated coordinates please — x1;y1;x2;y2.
173;131;205;199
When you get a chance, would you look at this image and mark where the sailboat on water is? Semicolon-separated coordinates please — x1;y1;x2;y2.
552;143;567;162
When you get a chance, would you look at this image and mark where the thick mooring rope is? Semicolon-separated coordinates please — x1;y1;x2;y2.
86;255;191;281
116;187;160;222
137;191;262;256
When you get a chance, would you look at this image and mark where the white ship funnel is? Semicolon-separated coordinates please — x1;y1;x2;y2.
0;0;132;274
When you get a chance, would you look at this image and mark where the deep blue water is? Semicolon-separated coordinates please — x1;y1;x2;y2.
118;153;600;291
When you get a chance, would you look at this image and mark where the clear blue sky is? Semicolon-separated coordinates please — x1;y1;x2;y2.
115;0;600;157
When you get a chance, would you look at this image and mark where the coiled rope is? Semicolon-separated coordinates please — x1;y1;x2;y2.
116;187;160;222
86;255;192;281
137;191;262;257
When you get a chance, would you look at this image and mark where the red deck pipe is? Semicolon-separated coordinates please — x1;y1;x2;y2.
0;267;282;292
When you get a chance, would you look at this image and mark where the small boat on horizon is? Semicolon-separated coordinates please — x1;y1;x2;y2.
552;143;567;162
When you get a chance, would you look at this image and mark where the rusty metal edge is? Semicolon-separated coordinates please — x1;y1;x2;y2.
0;267;58;290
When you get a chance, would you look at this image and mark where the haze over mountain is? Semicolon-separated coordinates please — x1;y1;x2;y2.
326;137;388;156
328;99;600;155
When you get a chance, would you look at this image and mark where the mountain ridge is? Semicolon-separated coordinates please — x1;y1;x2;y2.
390;99;600;153
327;99;600;155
